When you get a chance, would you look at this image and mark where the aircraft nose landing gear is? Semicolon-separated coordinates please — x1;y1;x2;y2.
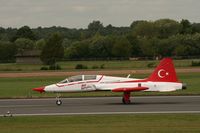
56;93;62;106
56;99;62;106
122;92;131;104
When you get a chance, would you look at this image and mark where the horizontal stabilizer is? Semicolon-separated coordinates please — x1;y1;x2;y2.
112;86;148;92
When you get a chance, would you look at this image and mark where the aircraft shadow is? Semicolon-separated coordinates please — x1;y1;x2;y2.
106;101;183;105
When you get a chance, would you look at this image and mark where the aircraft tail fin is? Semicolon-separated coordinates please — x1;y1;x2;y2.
147;58;178;82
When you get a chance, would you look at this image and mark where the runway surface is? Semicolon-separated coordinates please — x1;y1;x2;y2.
0;96;200;116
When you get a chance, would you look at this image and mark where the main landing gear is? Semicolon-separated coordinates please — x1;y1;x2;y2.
56;93;62;106
122;92;131;104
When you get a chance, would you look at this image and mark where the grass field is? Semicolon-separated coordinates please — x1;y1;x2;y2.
0;114;200;133
0;59;199;72
0;73;199;98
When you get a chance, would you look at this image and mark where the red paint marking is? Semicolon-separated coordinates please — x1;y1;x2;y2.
112;87;148;92
148;58;179;82
32;86;45;93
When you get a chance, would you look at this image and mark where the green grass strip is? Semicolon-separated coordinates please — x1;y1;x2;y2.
0;114;200;133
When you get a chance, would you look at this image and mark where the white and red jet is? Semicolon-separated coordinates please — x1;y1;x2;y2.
33;58;186;105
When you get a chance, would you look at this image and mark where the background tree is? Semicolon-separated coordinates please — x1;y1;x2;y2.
89;35;114;58
65;40;90;59
87;21;104;37
35;39;46;50
62;38;73;48
0;19;200;63
130;20;147;29
172;34;200;56
0;41;17;62
192;23;200;33
180;19;193;34
112;36;132;57
12;26;36;41
88;20;104;32
126;34;142;57
132;21;157;38
139;37;160;57
40;33;64;65
154;19;181;38
15;38;34;54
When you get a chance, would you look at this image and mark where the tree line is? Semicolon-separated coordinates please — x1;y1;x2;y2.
0;19;200;64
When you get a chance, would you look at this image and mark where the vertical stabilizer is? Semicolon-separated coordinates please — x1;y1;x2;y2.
148;58;178;82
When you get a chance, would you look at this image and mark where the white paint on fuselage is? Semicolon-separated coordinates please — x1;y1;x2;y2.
95;81;182;92
43;75;183;93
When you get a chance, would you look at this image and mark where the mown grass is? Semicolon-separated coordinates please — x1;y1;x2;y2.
0;73;199;98
0;59;199;72
0;114;200;133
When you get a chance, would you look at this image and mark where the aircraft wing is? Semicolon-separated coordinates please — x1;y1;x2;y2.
112;86;148;92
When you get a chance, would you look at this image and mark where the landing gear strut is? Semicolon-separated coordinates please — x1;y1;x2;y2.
56;94;62;106
122;92;131;104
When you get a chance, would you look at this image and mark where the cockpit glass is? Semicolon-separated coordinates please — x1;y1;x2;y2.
59;75;97;83
59;79;68;83
84;75;97;80
68;75;83;82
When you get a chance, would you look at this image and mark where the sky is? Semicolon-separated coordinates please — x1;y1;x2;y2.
0;0;200;28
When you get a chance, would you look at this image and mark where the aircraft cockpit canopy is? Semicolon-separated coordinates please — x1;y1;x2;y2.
59;75;97;83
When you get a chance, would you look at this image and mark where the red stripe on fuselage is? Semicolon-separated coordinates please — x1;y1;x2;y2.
112;86;148;92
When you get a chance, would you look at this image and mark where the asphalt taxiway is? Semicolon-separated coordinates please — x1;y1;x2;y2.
0;96;200;116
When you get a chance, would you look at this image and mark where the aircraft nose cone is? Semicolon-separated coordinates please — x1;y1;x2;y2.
32;87;45;93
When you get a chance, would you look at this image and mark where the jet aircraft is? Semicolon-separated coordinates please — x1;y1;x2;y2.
33;58;186;105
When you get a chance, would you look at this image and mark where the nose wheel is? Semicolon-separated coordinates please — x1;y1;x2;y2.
56;93;62;106
56;99;62;106
122;92;131;104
